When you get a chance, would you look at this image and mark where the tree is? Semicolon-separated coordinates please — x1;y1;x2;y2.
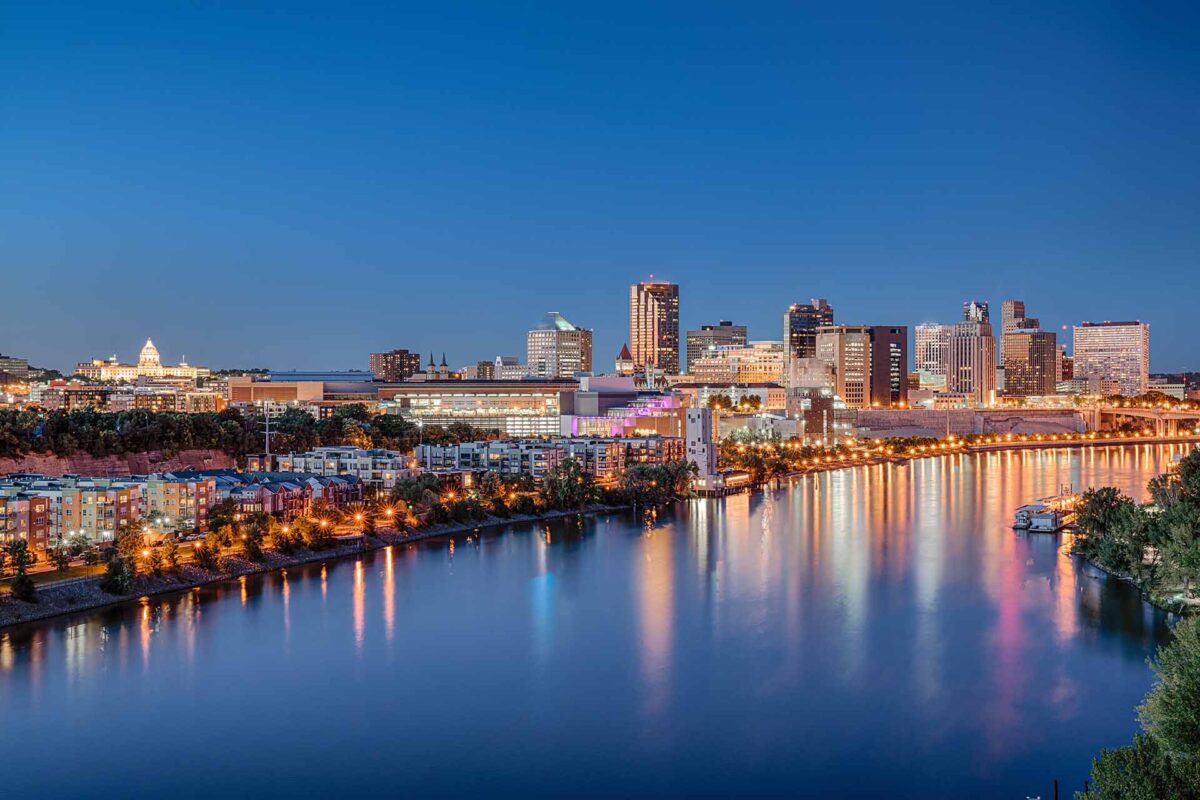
540;458;598;510
193;534;222;571
99;556;135;595
5;540;36;602
1139;616;1200;754
162;539;180;573
50;548;72;573
207;499;238;534
1083;733;1200;799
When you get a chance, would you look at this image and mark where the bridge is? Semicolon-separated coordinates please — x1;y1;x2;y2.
1089;404;1200;436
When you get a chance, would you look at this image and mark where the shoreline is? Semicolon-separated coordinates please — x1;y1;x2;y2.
0;503;638;631
4;437;1195;630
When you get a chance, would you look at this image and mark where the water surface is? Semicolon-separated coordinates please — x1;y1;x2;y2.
1;445;1187;798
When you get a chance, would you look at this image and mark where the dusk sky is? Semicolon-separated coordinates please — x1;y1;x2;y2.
3;2;1198;372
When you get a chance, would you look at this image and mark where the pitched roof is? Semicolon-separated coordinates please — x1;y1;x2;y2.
617;343;633;360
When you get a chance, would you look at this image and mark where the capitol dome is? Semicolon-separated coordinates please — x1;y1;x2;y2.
138;338;161;367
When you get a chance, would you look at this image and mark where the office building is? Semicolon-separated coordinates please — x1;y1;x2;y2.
369;349;422;382
815;325;872;409
378;378;578;437
963;301;990;324
685;321;747;372
688;341;785;385
914;323;950;377
868;326;908;406
783;299;834;365
1003;329;1058;397
946;316;997;405
1072;321;1150;396
629;281;680;374
0;354;30;383
526;312;593;379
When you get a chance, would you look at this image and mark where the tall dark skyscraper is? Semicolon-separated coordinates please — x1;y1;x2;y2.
868;326;909;406
783;298;834;365
629;281;680;374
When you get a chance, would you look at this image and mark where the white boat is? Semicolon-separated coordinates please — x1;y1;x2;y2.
1013;486;1078;533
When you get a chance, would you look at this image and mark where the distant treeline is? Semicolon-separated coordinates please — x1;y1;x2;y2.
0;405;495;460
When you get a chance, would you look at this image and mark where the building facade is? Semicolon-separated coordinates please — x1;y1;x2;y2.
369;349;422;382
815;325;872;409
251;446;417;491
75;338;208;383
688;341;785;385
1072;321;1150;397
868;326;908;407
1003;329;1058;397
378;378;577;437
946;318;997;405
783;299;834;366
629;281;680;374
914;323;949;377
526;312;593;379
685;321;747;372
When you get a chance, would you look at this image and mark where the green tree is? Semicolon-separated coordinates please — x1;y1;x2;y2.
1139;616;1200;754
50;548;72;573
4;540;36;602
161;539;180;573
1083;732;1200;799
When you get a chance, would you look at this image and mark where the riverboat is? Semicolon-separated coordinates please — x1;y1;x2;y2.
1013;485;1078;533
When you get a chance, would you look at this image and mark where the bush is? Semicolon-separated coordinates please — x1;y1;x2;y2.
9;573;36;603
99;557;135;595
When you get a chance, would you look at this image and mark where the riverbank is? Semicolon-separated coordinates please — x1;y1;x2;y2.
0;502;642;630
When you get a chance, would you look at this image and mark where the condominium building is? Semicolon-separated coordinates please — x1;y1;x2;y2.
369;349;422;382
629;281;680;374
143;473;218;532
0;475;143;548
526;312;593;379
685;321;747;372
815;325;872;409
914;323;950;376
783;299;834;365
688;341;785;385
1072;321;1150;397
415;436;684;483
252;446;417;490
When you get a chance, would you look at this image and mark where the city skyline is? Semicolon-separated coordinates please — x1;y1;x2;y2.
3;4;1198;371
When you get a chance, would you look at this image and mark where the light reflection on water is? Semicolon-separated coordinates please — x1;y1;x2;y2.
0;444;1188;799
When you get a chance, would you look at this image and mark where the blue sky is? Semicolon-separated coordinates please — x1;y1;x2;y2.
3;2;1198;372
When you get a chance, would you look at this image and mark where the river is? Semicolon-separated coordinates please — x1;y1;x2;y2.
0;444;1189;798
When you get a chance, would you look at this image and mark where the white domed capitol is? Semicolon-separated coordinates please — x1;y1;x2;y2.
75;338;209;382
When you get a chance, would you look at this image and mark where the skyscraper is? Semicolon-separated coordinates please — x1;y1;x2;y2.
868;326;908;406
999;299;1040;366
1003;329;1057;396
947;316;997;405
1072;321;1150;396
526;312;593;379
369;349;422;382
685;320;747;372
783;298;834;365
629;281;680;374
815;325;872;409
914;323;950;376
963;300;990;324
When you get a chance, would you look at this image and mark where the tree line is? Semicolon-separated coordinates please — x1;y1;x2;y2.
0;404;497;461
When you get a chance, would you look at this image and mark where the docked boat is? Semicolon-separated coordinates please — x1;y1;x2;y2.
1013;487;1078;533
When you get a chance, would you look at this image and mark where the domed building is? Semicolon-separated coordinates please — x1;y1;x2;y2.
75;338;209;383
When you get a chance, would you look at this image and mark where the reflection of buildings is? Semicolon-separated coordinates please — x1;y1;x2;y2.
75;339;208;383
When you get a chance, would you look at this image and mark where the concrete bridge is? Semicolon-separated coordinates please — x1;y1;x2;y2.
1092;404;1200;436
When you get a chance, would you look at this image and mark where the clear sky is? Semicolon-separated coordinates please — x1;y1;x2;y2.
3;2;1198;372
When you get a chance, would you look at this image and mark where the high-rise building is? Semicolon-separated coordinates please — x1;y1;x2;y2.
527;312;593;379
947;317;997;405
868;326;908;406
1072;321;1150;396
369;349;422;382
963;300;990;324
0;354;30;383
629;281;680;374
1003;329;1058;397
999;299;1041;368
783;299;834;365
685;321;747;372
815;325;872;409
914;323;950;376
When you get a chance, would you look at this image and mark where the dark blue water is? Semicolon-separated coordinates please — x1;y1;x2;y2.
1;446;1186;798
